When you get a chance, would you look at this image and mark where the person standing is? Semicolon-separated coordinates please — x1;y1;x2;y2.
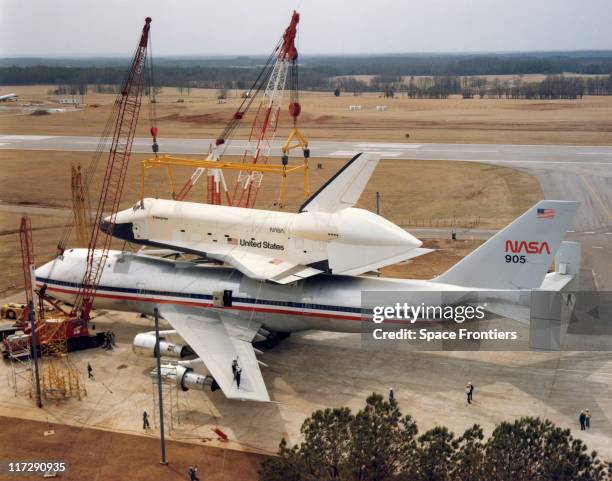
585;409;591;429
105;330;113;350
465;382;474;404
389;388;395;403
235;365;242;389
188;465;200;481
231;357;238;376
143;410;150;430
579;410;586;430
87;363;94;380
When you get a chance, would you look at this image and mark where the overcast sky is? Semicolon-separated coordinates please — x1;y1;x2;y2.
1;0;611;57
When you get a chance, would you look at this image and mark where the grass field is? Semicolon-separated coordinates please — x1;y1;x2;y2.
0;149;541;295
1;85;612;145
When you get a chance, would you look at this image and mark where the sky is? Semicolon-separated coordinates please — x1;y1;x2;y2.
1;0;611;57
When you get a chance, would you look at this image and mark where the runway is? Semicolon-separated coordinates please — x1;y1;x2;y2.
1;134;610;288
1;134;612;164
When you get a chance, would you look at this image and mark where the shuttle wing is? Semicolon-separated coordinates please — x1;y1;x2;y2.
158;305;270;402
206;249;323;284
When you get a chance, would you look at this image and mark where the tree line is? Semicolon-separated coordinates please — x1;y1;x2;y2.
3;51;611;75
0;65;331;91
260;393;612;481
2;66;611;100
340;74;612;99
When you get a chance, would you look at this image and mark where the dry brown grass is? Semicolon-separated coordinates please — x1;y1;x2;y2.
0;149;541;295
0;416;266;481
381;238;485;279
2;85;611;145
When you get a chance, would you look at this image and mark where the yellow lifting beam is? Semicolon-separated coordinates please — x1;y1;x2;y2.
140;154;309;208
282;126;309;155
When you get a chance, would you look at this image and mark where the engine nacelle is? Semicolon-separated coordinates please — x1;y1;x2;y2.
133;333;189;358
158;364;217;392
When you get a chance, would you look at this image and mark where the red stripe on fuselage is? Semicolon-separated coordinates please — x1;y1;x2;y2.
41;284;365;322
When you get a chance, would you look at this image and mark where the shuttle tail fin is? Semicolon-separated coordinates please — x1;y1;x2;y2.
433;200;578;289
299;153;380;213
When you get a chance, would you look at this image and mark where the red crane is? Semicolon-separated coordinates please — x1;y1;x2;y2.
232;11;302;208
71;17;153;322
18;215;35;325
175;11;308;208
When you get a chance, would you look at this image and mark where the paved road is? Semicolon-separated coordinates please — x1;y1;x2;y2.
1;134;610;288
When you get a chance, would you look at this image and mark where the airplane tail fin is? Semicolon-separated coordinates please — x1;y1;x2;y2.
433;200;578;289
299;152;380;213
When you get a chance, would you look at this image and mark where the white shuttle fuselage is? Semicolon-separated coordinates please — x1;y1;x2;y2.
106;198;424;283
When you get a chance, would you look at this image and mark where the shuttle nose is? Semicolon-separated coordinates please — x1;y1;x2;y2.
101;206;141;242
100;219;136;242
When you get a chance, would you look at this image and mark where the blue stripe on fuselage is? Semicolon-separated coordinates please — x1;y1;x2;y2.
35;276;367;315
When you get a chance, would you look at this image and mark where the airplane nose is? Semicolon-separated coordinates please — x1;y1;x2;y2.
35;260;52;281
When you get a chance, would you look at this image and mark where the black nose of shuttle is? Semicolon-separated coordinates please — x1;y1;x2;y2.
100;220;136;242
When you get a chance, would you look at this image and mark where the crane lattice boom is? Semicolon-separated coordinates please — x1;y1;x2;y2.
175;11;304;208
71;17;152;321
19;215;34;321
232;11;300;208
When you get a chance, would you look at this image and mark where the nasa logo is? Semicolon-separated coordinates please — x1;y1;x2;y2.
505;240;551;255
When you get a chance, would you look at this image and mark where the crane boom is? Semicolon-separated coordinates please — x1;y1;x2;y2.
71;165;89;248
232;11;300;208
175;11;304;208
19;215;35;323
71;17;152;321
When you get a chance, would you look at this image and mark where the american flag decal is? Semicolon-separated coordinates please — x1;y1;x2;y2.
227;237;238;245
536;208;555;219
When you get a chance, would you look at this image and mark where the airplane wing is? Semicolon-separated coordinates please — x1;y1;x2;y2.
158;305;270;402
206;249;323;284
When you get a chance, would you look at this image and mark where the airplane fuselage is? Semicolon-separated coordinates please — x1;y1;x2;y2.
35;249;468;334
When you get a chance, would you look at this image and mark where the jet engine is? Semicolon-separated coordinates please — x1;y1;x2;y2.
133;332;190;358
158;364;219;392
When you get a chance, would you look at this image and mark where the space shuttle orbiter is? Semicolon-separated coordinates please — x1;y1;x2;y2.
104;153;433;283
